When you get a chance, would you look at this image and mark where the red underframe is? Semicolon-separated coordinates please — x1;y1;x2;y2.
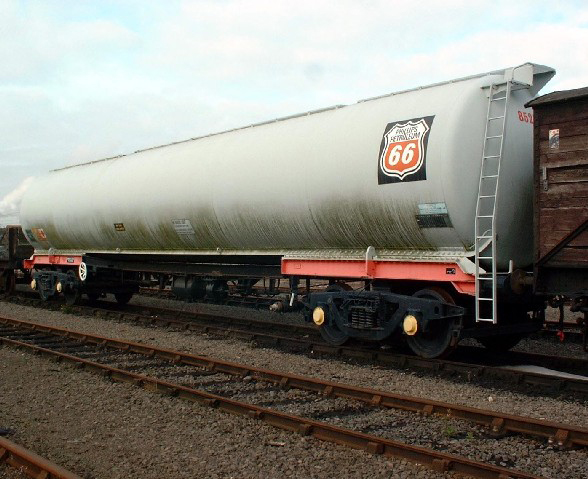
23;254;83;269
23;254;476;296
281;258;476;295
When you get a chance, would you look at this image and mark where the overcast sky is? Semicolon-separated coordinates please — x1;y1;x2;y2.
1;0;587;225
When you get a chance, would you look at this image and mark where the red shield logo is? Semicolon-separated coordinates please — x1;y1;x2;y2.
378;118;432;183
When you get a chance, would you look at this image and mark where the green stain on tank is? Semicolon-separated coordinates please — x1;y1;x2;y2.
185;206;230;249
309;197;433;250
29;198;434;254
217;206;312;250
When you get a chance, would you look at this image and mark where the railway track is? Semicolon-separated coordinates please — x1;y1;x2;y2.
4;293;588;399
2;316;585;478
97;301;588;385
0;436;80;479
542;320;587;350
137;287;588;345
7;289;587;344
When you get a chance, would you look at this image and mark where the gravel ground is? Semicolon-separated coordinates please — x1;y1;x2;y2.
3;300;588;424
0;346;449;479
0;302;451;479
82;351;588;478
1;299;587;478
0;465;28;479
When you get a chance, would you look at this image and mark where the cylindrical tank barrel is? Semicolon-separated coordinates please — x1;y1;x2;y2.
20;64;554;270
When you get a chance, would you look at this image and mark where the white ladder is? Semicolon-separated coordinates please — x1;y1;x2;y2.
474;81;512;323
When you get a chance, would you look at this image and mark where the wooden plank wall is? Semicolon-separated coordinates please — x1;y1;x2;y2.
534;98;588;271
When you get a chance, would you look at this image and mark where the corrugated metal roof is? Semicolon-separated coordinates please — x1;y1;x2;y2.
526;86;588;107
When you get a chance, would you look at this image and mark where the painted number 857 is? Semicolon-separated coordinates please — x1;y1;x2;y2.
518;111;534;123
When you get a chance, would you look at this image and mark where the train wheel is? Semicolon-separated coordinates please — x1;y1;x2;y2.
114;292;133;305
63;271;81;306
406;287;458;359
319;283;351;346
478;334;524;352
319;318;349;346
64;289;81;306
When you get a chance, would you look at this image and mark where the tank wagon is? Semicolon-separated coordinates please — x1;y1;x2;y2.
20;63;556;358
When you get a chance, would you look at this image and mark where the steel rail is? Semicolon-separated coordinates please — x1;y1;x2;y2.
1;316;587;449
58;298;588;374
58;297;588;368
120;289;588;340
7;290;586;343
9;292;317;335
6;290;586;341
80;304;588;395
544;319;583;330
5;294;588;396
137;288;587;337
0;436;81;479
0;330;544;479
455;345;588;374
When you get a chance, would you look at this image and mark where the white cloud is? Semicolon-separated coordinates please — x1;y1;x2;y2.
139;0;588;101
0;0;587;205
0;176;35;226
0;4;139;83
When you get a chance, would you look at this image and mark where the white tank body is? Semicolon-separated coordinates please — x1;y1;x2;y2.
20;63;554;270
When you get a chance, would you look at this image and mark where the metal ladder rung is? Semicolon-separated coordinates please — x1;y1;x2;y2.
475;80;511;325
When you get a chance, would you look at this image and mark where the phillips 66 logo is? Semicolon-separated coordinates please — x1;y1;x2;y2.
377;116;434;184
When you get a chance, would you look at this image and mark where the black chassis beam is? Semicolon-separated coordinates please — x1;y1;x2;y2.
306;290;465;342
84;253;282;278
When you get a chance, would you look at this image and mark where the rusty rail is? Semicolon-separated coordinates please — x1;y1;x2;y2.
49;296;588;372
0;436;81;479
62;297;588;368
2;315;586;448
76;302;588;394
4;294;588;397
0;321;546;479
